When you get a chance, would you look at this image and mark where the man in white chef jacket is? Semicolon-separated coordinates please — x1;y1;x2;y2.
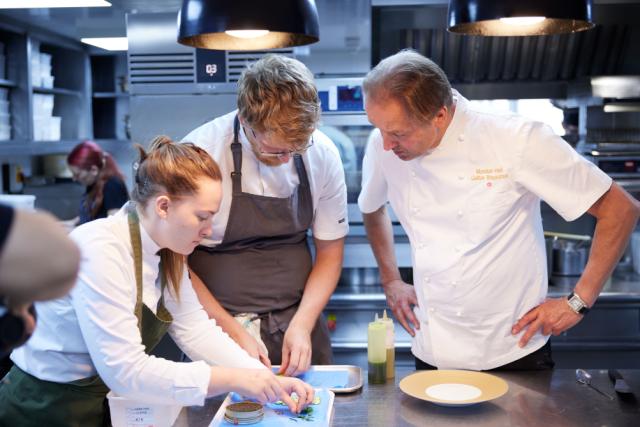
358;49;640;370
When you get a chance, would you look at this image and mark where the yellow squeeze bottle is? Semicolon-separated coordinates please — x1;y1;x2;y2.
367;316;387;384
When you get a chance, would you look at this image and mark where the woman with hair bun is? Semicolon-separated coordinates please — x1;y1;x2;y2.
0;136;313;427
67;140;129;225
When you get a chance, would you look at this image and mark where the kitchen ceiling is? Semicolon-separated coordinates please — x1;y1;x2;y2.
375;6;640;79
2;1;640;43
0;0;182;40
0;0;639;90
371;0;640;98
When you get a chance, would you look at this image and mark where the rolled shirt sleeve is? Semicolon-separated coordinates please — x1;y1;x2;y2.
513;122;612;221
310;132;349;240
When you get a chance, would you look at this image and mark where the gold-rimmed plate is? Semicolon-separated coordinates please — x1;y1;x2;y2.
399;370;509;407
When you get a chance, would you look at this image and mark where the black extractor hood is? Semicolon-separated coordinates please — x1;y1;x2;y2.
373;1;640;99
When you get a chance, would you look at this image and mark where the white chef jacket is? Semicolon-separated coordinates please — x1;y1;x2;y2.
358;91;612;370
11;205;265;406
182;110;349;246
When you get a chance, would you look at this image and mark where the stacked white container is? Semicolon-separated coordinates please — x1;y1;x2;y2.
0;88;10;141
30;42;54;89
39;53;54;88
33;93;60;140
30;43;60;140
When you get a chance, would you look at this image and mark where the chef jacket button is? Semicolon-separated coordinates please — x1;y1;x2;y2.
429;307;435;313
451;281;457;286
457;210;463;218
457;175;464;180
456;311;463;317
412;207;420;214
411;171;417;178
424;276;430;283
458;134;465;141
418;242;425;249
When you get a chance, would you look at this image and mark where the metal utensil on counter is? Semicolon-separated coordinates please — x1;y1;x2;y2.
543;231;592;242
608;369;633;394
576;369;614;400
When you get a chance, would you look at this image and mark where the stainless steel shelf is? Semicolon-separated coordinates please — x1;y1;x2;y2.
0;139;131;156
93;92;130;99
0;79;17;88
32;86;83;97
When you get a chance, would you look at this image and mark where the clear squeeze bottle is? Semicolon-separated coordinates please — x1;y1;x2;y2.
367;317;387;384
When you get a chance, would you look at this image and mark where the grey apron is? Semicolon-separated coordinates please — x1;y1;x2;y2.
0;206;173;427
189;116;332;365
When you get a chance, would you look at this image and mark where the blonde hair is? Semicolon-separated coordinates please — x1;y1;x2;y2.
363;49;453;122
237;54;320;147
132;136;222;298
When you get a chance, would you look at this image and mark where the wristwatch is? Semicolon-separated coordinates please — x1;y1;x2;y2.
567;292;590;315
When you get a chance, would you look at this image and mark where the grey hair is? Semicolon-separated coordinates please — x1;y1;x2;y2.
363;49;453;122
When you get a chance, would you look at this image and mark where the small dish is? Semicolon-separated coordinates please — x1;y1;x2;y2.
399;370;509;406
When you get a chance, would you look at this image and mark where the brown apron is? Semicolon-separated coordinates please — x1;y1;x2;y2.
0;205;173;427
189;116;332;364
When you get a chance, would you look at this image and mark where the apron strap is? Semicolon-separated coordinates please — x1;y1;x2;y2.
231;115;243;195
292;154;310;189
128;203;172;328
156;251;168;311
127;204;144;332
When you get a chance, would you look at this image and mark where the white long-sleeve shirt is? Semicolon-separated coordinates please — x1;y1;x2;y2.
11;205;264;406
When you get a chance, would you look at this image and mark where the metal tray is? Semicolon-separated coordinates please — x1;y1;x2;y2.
273;364;363;393
304;365;364;394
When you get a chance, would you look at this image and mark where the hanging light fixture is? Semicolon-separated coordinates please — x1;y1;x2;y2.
447;0;595;36
177;0;319;50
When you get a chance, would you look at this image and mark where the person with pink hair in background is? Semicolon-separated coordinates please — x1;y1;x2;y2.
66;140;129;226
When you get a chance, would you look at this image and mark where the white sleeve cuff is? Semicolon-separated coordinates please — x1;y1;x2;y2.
312;228;348;241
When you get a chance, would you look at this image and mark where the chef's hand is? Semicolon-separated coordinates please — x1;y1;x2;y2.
279;325;312;377
213;368;303;413
276;376;315;413
234;327;271;368
383;279;419;336
511;297;583;347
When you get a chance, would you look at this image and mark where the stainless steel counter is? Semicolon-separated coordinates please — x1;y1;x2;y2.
173;368;640;426
326;268;640;368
